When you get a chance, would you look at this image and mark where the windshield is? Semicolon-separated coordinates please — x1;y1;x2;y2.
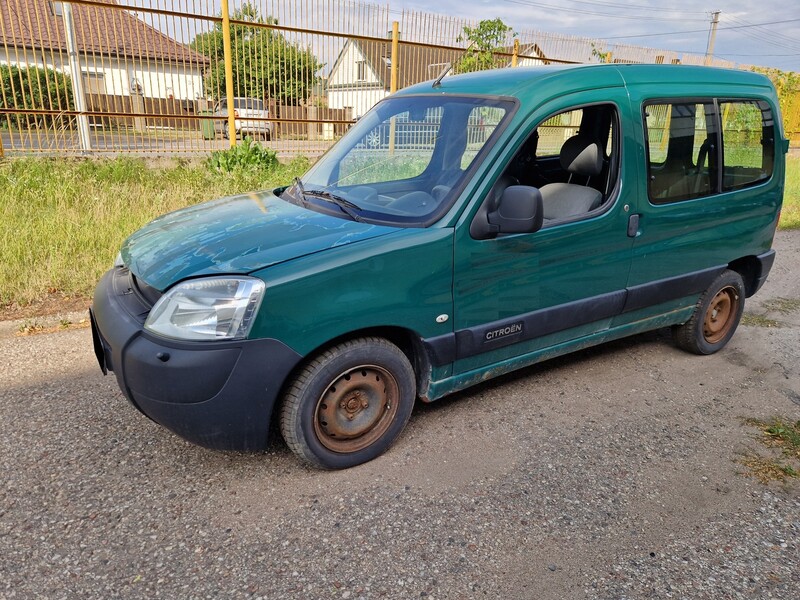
234;98;264;110
285;95;513;226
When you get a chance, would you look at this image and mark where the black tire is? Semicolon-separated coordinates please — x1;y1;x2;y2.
673;269;745;355
279;337;415;469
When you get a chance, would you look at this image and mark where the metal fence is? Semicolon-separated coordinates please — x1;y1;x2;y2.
1;0;797;158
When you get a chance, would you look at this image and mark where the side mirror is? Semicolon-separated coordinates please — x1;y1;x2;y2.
486;185;544;235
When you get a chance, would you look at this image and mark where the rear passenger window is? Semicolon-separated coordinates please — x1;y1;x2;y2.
645;99;775;204
720;100;774;191
645;102;717;203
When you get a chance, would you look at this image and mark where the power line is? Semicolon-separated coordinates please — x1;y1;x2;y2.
725;15;800;49
540;0;707;14
603;17;800;43
500;0;706;22
715;52;800;57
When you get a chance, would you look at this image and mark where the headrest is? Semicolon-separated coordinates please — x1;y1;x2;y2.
560;135;603;177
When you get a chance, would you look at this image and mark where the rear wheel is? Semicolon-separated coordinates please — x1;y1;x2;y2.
674;269;745;355
280;337;415;469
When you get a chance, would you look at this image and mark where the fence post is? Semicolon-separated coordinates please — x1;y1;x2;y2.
62;2;92;152
307;104;318;141
390;21;400;94
512;39;519;67
221;0;236;148
388;21;400;155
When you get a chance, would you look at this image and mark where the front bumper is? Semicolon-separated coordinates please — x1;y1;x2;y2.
90;267;302;451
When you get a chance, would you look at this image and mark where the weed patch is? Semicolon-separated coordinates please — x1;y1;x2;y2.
762;297;800;314
741;313;782;328
739;417;800;483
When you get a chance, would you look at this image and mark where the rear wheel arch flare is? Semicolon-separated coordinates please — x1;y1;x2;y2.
728;255;761;297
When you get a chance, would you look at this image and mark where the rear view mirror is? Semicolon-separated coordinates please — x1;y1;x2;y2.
486;186;544;235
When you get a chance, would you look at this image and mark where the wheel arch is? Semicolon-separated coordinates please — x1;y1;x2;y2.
269;326;432;427
728;255;762;298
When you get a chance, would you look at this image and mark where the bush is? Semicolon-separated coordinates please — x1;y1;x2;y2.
207;137;279;173
0;64;74;130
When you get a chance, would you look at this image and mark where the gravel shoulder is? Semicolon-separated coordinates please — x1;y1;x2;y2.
1;232;798;599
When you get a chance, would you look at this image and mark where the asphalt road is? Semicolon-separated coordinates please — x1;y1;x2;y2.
1;233;799;599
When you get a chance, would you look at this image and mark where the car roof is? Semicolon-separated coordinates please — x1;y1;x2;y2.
396;64;774;100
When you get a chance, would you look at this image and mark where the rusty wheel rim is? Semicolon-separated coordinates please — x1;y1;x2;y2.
703;285;739;344
314;364;400;453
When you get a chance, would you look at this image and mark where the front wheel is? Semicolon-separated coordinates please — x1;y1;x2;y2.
279;338;415;469
673;269;745;355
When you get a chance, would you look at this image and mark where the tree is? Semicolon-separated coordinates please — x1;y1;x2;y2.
751;67;800;139
190;3;323;106
590;43;613;63
0;65;73;130
454;18;514;74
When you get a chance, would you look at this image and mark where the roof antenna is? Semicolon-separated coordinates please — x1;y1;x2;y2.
432;40;475;88
432;63;452;88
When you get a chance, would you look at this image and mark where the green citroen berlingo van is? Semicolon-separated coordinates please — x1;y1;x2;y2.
91;64;787;469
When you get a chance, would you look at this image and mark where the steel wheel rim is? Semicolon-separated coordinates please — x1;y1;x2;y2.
314;364;400;453
703;285;739;344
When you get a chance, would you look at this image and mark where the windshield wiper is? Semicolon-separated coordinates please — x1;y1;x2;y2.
304;189;365;223
286;177;308;207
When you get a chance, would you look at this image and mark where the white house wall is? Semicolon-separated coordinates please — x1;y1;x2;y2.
0;47;203;100
516;57;546;66
327;88;387;119
327;40;386;118
328;41;382;87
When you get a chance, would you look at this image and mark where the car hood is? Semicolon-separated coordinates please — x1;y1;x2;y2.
121;189;398;291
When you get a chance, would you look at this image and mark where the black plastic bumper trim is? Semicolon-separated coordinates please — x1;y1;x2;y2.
91;267;303;452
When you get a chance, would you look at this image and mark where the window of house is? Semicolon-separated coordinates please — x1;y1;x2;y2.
356;61;366;81
82;72;105;95
50;2;64;16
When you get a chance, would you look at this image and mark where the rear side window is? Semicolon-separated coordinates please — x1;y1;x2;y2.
645;102;717;203
644;99;775;204
720;100;774;191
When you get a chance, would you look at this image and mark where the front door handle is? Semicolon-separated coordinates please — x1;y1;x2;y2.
627;214;640;238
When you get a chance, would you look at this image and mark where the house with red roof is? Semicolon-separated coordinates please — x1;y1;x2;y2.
0;0;207;101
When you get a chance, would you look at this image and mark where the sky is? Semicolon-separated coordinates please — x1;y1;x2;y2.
394;0;800;72
129;0;799;73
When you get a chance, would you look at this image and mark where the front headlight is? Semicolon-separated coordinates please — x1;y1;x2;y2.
144;277;266;341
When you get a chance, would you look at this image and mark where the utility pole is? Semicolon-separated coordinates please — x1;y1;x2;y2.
705;10;720;66
62;2;92;152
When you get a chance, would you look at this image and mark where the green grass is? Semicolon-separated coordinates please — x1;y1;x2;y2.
0;154;308;308
782;155;800;230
